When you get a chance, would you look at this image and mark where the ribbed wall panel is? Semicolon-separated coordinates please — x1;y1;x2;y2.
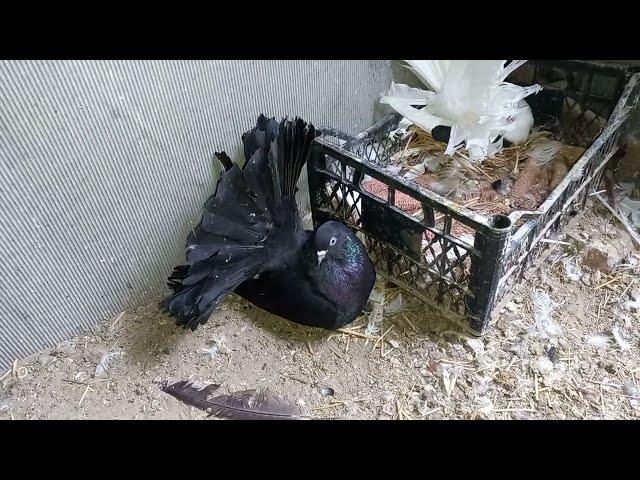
0;60;393;370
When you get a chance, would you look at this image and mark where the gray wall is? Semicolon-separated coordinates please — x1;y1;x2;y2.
0;60;395;371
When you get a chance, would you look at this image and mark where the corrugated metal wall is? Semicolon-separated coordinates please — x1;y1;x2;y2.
0;60;394;371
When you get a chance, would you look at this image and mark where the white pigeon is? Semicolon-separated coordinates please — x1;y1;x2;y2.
380;60;542;162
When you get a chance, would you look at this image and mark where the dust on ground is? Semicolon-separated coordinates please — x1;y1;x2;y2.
1;204;639;420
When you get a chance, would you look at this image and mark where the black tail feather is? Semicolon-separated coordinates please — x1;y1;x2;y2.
242;114;279;165
275;117;319;200
215;151;234;172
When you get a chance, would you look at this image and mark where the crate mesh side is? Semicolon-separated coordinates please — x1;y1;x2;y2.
310;145;478;319
496;72;640;304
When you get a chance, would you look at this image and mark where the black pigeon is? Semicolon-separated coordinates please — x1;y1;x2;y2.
163;115;376;331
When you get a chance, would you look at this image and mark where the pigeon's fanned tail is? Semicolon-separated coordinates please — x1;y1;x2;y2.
163;159;271;330
162;115;319;330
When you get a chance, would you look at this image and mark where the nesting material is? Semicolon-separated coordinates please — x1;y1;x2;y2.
362;127;585;220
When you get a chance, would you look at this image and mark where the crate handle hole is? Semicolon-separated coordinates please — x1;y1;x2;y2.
490;214;513;230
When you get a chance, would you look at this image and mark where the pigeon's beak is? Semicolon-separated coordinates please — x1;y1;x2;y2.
317;250;327;264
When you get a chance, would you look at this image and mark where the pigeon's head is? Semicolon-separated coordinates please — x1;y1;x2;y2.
503;100;534;145
315;221;353;261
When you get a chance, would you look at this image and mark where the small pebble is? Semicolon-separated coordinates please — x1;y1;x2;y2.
319;387;334;397
492;178;512;196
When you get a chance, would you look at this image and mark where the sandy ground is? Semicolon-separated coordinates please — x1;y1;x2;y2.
1;204;639;420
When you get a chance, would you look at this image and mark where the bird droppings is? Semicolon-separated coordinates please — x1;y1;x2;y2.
0;208;639;420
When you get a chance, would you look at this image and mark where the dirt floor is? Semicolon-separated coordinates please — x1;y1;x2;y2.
1;203;639;420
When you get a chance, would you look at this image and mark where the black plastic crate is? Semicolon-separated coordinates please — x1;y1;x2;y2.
308;61;640;335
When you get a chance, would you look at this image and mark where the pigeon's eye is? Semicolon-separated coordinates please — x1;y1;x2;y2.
329;236;337;246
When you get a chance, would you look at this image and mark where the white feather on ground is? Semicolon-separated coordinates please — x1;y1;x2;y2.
586;335;610;348
95;351;123;377
530;290;562;338
619;195;640;229
366;289;385;335
612;326;631;351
